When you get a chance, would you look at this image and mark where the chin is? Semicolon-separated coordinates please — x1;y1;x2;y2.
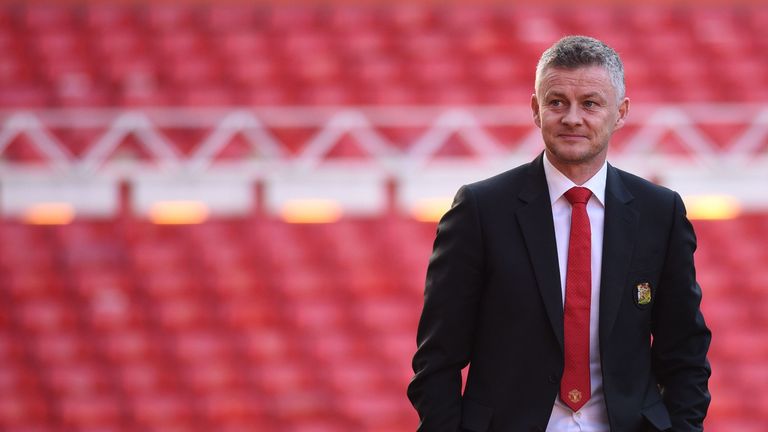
550;148;600;165
551;145;588;158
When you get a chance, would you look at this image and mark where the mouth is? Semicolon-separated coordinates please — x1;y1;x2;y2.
557;134;588;140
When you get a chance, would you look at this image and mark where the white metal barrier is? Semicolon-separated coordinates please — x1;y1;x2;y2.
1;105;766;220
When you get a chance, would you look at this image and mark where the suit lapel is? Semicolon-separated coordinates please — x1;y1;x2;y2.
516;155;564;351
599;165;639;346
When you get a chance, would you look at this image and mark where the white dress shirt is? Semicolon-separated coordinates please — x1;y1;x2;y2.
543;153;610;432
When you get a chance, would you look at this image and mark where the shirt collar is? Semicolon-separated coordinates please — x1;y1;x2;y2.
542;152;607;207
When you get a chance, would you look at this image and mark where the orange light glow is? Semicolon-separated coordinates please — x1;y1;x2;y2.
684;195;741;220
22;202;76;225
411;197;452;223
149;201;209;225
281;199;343;223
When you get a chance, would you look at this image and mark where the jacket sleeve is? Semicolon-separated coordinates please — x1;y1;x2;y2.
407;185;486;432
651;192;712;431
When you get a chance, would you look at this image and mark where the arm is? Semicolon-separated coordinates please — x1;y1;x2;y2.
651;192;712;431
407;186;486;432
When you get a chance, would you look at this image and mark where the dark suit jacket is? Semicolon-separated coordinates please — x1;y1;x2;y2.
407;154;711;432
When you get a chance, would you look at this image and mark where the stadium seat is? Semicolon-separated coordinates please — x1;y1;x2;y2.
99;329;157;363
128;390;196;428
0;389;51;429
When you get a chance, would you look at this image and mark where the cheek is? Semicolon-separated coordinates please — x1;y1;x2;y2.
541;114;559;127
590;117;614;133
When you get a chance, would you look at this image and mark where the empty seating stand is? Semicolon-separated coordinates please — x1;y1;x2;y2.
0;3;767;109
1;213;767;431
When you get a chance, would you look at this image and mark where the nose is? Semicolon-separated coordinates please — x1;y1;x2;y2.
561;105;583;127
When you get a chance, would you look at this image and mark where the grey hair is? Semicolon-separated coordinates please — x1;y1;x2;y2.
535;35;626;101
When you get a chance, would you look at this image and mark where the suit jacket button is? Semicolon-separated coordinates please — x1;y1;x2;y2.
548;374;558;384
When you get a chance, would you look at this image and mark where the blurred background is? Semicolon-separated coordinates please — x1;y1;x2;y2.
0;0;767;431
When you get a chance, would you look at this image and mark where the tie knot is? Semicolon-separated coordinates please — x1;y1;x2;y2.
565;187;592;205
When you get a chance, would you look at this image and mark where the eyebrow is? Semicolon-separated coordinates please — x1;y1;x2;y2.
545;91;567;98
581;92;606;100
545;90;606;101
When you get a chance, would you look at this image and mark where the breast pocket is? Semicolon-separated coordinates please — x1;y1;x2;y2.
628;272;659;311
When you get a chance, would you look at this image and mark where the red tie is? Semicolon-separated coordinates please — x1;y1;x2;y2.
560;186;593;412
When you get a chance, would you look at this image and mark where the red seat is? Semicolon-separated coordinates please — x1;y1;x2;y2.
400;30;451;60
239;86;294;106
351;56;402;86
0;53;33;86
376;330;415;365
325;361;390;395
171;330;229;362
180;359;239;393
227;57;277;88
84;4;135;29
83;286;139;330
140;269;203;299
29;331;93;367
91;26;145;60
339;29;388;58
152;297;213;330
15;299;77;333
0;360;39;396
218;291;282;328
285;418;354;432
290;299;349;333
53;76;111;107
0;85;50;108
203;4;256;32
46;363;103;394
163;57;221;88
23;5;74;29
117;361;177;396
389;4;434;31
327;6;378;31
253;360;316;395
0;390;50;428
239;327;298;364
337;390;407;428
358;82;420;105
711;327;768;363
99;329;157;363
5;270;63;301
145;3;196;29
412;57;466;86
197;388;262;424
306;333;368;364
356;297;420;333
299;84;352;106
266;6;318;30
128;390;195;427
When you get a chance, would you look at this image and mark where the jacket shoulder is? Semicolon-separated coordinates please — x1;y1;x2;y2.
612;166;679;204
463;161;533;199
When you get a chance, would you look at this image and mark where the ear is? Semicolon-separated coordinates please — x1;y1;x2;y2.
531;93;541;128
614;97;630;131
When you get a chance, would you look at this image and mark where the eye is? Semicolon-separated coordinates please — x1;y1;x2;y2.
549;99;562;107
583;100;598;108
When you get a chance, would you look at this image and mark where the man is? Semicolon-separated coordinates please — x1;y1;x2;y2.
407;36;711;432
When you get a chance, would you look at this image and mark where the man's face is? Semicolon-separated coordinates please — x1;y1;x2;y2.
531;65;629;171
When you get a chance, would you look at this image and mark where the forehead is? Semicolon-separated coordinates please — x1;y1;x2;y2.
538;65;615;97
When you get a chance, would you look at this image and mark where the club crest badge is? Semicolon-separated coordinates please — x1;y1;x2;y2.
636;282;652;306
567;389;582;404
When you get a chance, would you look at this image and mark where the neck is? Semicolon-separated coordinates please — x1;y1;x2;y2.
545;151;605;185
